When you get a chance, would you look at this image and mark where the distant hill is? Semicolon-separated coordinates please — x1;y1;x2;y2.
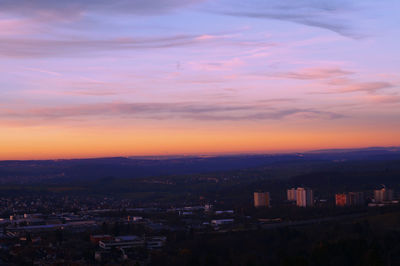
0;147;400;184
309;146;400;154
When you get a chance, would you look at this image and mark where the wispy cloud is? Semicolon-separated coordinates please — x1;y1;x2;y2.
23;67;62;76
339;82;393;93
0;35;220;58
0;101;344;123
273;67;353;80
212;0;366;39
0;0;205;18
0;0;369;40
269;67;396;95
188;58;244;71
325;76;394;94
365;94;400;104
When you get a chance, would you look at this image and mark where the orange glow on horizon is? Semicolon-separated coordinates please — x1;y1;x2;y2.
0;1;399;161
1;123;399;160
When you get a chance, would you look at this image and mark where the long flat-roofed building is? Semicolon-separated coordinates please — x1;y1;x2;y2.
99;235;166;250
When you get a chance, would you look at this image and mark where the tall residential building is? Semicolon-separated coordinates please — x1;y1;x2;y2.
287;188;297;201
336;192;364;207
374;187;394;203
348;192;365;206
296;188;314;207
254;192;270;208
335;193;348;206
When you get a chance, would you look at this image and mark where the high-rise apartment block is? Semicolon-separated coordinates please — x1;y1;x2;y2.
287;188;297;201
335;193;348;206
254;192;270;208
374;187;393;203
296;188;314;207
335;192;364;207
348;192;365;206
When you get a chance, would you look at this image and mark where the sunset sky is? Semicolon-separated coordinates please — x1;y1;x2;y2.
0;0;399;159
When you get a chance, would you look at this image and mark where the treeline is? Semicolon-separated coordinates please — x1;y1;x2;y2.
151;210;400;266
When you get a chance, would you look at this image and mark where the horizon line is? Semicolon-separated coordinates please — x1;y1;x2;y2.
1;145;399;162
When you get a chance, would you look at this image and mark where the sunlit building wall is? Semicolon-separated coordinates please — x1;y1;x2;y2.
335;193;349;207
296;188;314;207
287;188;297;201
254;192;270;208
374;188;393;203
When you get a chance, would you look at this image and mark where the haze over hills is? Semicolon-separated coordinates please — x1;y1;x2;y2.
0;147;399;184
309;146;400;153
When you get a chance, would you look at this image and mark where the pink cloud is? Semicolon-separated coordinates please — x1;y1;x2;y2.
339;82;393;93
189;58;244;71
195;35;221;41
276;67;353;80
23;67;61;76
365;94;400;104
1;100;343;124
0;18;37;36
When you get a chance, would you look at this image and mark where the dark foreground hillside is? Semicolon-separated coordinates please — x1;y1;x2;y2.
151;208;400;266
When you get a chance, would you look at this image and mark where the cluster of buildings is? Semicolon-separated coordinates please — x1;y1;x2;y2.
373;187;394;203
287;187;314;207
336;187;395;207
254;186;397;208
253;188;315;208
0;196;254;264
335;192;365;207
0;184;397;264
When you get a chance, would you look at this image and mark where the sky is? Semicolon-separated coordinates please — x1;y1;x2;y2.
0;0;399;159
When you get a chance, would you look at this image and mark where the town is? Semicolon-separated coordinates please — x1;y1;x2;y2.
0;183;398;265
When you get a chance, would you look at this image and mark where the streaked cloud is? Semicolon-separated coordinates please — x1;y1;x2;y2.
0;35;220;58
0;101;343;123
365;94;400;104
212;0;366;38
338;82;394;94
0;0;205;18
273;67;353;80
270;67;396;95
23;67;62;76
